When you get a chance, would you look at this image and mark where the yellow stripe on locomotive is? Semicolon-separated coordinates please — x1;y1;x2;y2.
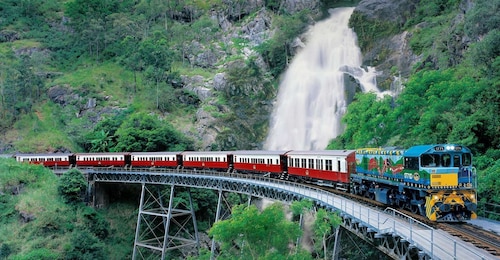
430;173;458;187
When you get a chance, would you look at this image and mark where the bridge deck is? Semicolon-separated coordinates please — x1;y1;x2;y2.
86;168;496;260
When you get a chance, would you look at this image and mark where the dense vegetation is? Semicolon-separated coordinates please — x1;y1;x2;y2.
335;0;499;216
0;0;324;153
0;159;116;259
0;0;498;258
0;160;384;259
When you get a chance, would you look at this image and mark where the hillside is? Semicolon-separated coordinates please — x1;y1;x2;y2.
0;0;499;257
0;0;331;153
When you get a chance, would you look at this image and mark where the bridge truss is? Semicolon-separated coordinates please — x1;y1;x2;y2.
86;167;490;260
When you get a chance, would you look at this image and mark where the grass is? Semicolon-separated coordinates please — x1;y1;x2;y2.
12;103;79;153
50;61;137;108
0;159;68;256
0;159;135;259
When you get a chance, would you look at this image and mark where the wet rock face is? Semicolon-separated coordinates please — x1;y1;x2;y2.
222;0;264;21
355;0;419;26
281;0;321;15
353;0;421;89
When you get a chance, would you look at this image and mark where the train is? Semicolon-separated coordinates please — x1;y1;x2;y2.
12;143;477;222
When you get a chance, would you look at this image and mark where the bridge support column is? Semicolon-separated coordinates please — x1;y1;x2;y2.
132;183;199;260
210;189;243;260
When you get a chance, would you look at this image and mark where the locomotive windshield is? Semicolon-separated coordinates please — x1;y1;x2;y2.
418;152;472;167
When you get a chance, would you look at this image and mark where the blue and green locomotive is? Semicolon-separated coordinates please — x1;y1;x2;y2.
351;144;477;222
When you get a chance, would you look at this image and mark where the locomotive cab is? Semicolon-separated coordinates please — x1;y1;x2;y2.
404;145;477;222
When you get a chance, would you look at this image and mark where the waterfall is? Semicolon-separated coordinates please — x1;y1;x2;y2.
264;7;383;151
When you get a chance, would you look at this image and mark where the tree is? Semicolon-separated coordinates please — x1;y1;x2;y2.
209;203;308;259
340;93;395;148
313;208;342;259
113;112;193;152
138;33;176;109
64;229;106;260
65;0;121;61
58;169;88;204
87;130;113;152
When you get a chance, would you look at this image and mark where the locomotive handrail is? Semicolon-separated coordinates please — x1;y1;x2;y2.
85;167;490;260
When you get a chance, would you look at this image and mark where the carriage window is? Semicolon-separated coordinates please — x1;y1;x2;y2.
441;154;451;167
301;158;306;168
462;153;471;166
404;157;419;170
421;154;439;167
325;160;332;171
308;159;314;168
317;159;323;170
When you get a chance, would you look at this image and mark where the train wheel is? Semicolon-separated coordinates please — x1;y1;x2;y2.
410;204;419;214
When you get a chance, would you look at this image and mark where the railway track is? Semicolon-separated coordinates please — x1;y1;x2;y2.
437;222;500;257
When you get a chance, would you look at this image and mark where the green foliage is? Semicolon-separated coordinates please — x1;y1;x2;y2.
332;66;498;156
80;207;110;239
11;248;60;260
464;0;499;39
349;12;399;53
0;159;113;259
209;203;306;259
466;29;500;76
64;229;106;260
83;109;131;152
113;112;194;152
339;93;396;148
256;11;310;77
476;149;500;219
313;208;342;258
0;55;44;129
58;169;88;204
290;199;314;216
214;56;276;150
405;0;460;28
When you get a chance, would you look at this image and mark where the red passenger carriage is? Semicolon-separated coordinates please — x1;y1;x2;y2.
181;151;232;170
74;153;128;167
15;153;72;167
286;150;356;188
232;150;288;175
130;152;181;168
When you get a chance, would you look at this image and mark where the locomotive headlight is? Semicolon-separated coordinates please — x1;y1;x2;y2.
446;145;455;150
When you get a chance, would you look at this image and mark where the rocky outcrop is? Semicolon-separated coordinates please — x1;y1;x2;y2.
282;0;321;15
354;0;421;89
0;29;20;42
355;0;418;26
240;8;273;46
222;0;264;21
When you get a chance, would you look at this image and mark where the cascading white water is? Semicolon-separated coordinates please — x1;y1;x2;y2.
264;7;382;151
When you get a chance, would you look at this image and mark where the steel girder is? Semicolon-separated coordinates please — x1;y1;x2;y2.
88;168;302;203
86;168;427;260
341;216;428;260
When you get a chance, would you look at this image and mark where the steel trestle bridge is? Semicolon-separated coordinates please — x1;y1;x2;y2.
86;167;494;260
